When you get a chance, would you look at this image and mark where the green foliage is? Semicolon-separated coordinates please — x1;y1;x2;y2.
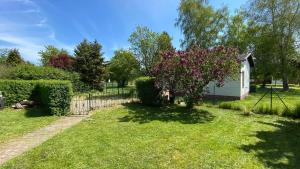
129;26;174;75
0;80;37;106
38;81;73;116
74;39;106;90
5;64;83;92
0;64;12;79
253;104;279;115
219;102;245;111
109;49;140;87
176;0;229;48
156;31;174;57
0;80;73;116
129;26;160;75
135;77;161;106
283;104;300;119
6;49;24;66
39;45;68;66
246;0;300;90
223;14;250;54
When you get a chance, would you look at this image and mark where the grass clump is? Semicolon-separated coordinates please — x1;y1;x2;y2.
253;104;280;115
219;102;245;111
283;104;300;119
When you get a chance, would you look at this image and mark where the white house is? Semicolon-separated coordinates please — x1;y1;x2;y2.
205;53;255;100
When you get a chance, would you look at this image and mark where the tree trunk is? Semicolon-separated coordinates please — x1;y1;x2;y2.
118;80;126;88
169;90;175;104
282;73;289;91
280;45;289;91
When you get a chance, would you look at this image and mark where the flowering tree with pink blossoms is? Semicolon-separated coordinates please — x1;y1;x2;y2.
152;46;240;108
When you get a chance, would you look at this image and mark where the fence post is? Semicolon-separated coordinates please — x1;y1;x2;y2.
88;93;91;113
270;86;273;111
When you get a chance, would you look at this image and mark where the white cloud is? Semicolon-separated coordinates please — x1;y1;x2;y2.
0;0;72;64
36;18;47;27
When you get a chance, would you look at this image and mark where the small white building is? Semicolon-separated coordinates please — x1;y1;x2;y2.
206;53;255;100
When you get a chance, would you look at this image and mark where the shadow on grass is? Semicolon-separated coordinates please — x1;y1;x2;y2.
24;107;52;117
119;103;215;124
241;120;300;169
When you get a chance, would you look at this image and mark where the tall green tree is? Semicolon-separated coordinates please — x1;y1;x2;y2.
155;32;175;58
223;14;250;54
246;0;300;91
74;39;106;89
129;26;160;75
176;0;229;48
157;32;174;52
39;45;68;66
6;49;24;66
129;26;174;75
109;49;139;87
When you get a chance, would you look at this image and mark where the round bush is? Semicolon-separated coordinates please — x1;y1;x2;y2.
135;77;161;106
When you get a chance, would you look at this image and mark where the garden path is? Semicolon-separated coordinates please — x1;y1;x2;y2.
0;115;90;165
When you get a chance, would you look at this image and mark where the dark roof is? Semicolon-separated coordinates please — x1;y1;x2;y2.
239;53;255;67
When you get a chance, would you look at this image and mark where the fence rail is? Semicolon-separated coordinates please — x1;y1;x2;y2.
70;84;137;115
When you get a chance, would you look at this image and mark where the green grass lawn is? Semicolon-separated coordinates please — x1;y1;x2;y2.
2;104;300;169
0;108;58;143
205;85;300;116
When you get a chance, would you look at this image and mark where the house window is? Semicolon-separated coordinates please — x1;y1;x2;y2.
241;71;245;88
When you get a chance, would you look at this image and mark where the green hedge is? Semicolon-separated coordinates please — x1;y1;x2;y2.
0;80;73;115
38;81;73;116
0;80;38;106
4;64;84;92
135;77;161;106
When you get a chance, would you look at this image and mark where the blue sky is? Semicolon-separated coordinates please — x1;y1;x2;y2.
0;0;247;64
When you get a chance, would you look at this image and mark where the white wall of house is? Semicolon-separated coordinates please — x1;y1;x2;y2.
205;59;251;99
240;60;250;98
206;79;241;97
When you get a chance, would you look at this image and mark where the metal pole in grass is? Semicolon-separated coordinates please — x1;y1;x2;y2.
252;89;269;111
273;88;289;112
88;93;91;113
271;86;273;111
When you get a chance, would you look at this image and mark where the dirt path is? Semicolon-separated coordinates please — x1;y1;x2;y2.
0;115;89;165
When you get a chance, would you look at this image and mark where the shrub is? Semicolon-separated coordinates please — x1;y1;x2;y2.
38;81;73;115
135;77;161;106
6;64;84;92
152;46;240;108
0;80;38;106
0;80;73;116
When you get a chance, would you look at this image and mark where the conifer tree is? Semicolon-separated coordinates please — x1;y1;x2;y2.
74;39;106;89
6;49;24;66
